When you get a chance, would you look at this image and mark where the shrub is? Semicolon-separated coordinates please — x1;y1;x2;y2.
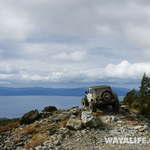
60;115;70;127
54;109;63;114
126;114;136;121
62;119;69;126
132;121;145;126
0;122;19;132
26;125;38;134
93;112;100;116
0;118;20;127
24;133;48;149
24;142;31;149
13;138;21;143
131;109;139;114
39;123;59;133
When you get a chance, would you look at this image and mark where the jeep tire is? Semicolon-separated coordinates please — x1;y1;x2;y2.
101;90;112;101
89;101;96;113
81;98;88;108
112;99;119;112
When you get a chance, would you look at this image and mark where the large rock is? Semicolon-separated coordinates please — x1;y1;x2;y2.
120;105;129;111
66;115;82;130
106;116;117;123
70;106;80;115
42;106;57;112
40;106;57;118
58;127;72;139
138;125;149;132
20;109;40;125
134;125;143;130
81;111;102;128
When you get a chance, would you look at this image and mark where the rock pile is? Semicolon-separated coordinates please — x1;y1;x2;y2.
0;105;150;150
40;106;57;118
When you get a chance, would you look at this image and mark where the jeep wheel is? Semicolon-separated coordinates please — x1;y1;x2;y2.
81;98;88;108
89;101;96;113
112;99;119;112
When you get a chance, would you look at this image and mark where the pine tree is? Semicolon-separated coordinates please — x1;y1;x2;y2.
138;73;149;99
137;73;150;116
122;73;150;117
123;88;137;108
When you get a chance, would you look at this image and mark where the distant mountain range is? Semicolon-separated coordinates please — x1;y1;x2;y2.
0;86;131;96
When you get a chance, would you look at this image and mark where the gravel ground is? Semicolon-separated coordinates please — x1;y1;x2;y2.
54;127;150;150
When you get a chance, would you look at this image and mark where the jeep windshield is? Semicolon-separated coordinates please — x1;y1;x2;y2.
87;88;92;94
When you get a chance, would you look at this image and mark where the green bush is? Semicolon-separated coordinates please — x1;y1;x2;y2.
0;118;20;127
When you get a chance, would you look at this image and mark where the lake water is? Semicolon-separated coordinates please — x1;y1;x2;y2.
0;96;124;118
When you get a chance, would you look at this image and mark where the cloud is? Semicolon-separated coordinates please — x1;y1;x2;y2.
51;51;87;62
0;1;35;41
0;0;150;88
0;59;148;86
0;0;149;43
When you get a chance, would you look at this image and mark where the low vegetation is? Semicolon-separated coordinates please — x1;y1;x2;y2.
59;115;70;127
39;122;59;133
0;122;19;132
0;118;20;132
24;133;49;149
26;125;39;134
13;138;21;143
0;118;20;126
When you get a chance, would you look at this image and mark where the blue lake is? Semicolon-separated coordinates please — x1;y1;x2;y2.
0;96;124;118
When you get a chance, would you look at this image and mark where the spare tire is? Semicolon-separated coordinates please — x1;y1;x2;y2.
101;90;112;101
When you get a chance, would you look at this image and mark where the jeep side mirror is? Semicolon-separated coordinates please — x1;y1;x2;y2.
85;91;87;94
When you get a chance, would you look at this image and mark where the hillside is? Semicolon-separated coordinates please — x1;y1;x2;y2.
0;105;150;149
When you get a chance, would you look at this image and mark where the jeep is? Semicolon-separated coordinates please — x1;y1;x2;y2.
81;85;119;112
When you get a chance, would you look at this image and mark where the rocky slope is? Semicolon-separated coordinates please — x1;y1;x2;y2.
1;105;150;150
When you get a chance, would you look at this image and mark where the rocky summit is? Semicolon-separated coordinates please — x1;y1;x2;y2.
1;105;150;150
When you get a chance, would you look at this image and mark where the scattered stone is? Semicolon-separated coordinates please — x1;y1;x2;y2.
1;105;150;150
40;106;57;118
70;106;80;115
16;146;23;150
134;125;143;130
58;127;71;136
106;116;111;123
106;116;117;123
117;120;122;124
54;140;61;146
138;125;148;132
120;105;129;111
35;145;43;150
42;106;57;112
43;140;53;146
51;134;58;140
81;111;102;128
66;115;82;130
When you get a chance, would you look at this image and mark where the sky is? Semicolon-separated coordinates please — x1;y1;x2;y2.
0;0;150;89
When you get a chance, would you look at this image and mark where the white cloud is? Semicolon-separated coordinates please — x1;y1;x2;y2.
0;0;150;88
0;3;34;41
0;59;148;84
51;51;86;62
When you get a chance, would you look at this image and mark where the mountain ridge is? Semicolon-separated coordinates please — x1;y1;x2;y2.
0;86;131;96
